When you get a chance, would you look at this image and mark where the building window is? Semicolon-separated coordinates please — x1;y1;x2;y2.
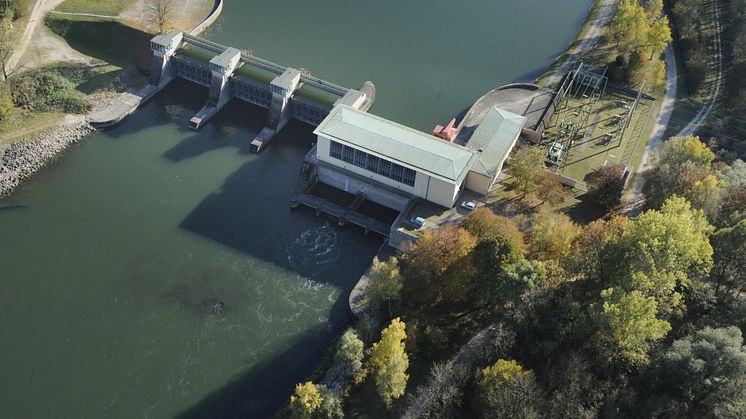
328;141;416;187
330;141;343;159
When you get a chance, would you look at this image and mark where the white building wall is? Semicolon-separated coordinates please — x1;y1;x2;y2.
316;136;460;208
466;172;493;195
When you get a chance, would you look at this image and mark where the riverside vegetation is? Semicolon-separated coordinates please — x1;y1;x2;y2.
275;1;746;415
279;135;746;418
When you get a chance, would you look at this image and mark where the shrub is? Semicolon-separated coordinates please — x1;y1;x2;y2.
10;68;90;114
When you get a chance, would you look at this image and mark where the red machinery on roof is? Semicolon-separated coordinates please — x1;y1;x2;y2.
432;118;457;142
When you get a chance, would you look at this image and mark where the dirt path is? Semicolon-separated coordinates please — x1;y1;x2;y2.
622;45;678;216
8;0;93;72
542;0;619;88
675;0;723;136
6;0;45;72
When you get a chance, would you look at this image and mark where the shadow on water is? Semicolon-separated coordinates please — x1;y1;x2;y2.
174;294;351;419
178;120;382;284
163;101;269;162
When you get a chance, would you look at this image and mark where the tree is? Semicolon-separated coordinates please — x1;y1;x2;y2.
317;386;344;419
719;159;746;189
364;256;403;318
527;208;579;262
147;0;173;33
594;288;671;366
587;165;626;210
510;147;546;198
719;188;746;227
647;16;672;59
289;381;323;418
644;136;715;208
610;0;649;55
491;259;547;304
710;220;746;302
476;359;541;419
369;318;409;407
565;216;628;281
660;135;715;167
1;17;19;81
336;329;364;365
688;174;725;222
403;225;477;305
648;326;746;417
603;196;713;313
474;235;523;281
460;207;525;252
537;172;565;206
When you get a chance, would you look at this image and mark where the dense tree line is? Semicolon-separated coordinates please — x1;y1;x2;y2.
720;0;746;156
608;0;671;83
668;0;711;91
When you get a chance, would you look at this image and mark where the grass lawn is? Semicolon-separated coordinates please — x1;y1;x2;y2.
56;0;136;16
0;111;66;146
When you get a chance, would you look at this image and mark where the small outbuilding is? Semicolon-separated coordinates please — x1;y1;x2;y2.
464;106;527;194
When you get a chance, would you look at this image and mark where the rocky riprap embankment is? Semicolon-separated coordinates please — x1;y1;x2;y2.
0;121;95;198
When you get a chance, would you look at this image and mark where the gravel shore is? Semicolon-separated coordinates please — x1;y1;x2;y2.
0;120;95;198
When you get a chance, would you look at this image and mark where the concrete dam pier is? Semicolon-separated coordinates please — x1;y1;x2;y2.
91;30;375;152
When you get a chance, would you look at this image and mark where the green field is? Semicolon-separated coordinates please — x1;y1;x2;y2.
56;0;136;16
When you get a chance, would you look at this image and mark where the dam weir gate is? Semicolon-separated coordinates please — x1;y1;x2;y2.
148;31;376;152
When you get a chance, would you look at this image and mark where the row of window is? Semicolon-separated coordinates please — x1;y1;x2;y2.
329;141;416;187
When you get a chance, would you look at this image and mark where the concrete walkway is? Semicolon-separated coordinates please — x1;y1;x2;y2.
542;0;620;88
622;45;678;216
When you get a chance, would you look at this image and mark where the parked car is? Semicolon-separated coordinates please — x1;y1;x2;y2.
461;201;477;211
409;216;425;229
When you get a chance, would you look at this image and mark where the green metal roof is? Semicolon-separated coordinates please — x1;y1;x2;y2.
466;106;527;177
315;105;479;184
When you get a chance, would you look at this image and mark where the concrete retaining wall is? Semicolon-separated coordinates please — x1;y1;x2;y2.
551;172;588;191
317;165;411;211
189;0;224;36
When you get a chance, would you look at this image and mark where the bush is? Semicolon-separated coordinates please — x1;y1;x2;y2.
10;68;90;114
587;165;626;210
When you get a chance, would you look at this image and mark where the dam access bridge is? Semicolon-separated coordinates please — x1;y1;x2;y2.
148;31;375;152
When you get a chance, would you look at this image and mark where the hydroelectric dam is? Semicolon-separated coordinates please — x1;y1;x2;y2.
90;31;376;153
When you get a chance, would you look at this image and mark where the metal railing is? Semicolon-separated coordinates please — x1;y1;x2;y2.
181;33;350;97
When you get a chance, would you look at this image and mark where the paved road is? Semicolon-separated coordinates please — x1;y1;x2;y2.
622;45;678;216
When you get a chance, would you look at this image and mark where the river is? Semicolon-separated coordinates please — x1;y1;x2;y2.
0;1;590;417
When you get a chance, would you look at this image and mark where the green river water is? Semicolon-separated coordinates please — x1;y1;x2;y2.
0;1;590;417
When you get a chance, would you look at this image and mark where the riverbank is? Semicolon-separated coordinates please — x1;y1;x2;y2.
0;0;224;200
0;117;93;197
